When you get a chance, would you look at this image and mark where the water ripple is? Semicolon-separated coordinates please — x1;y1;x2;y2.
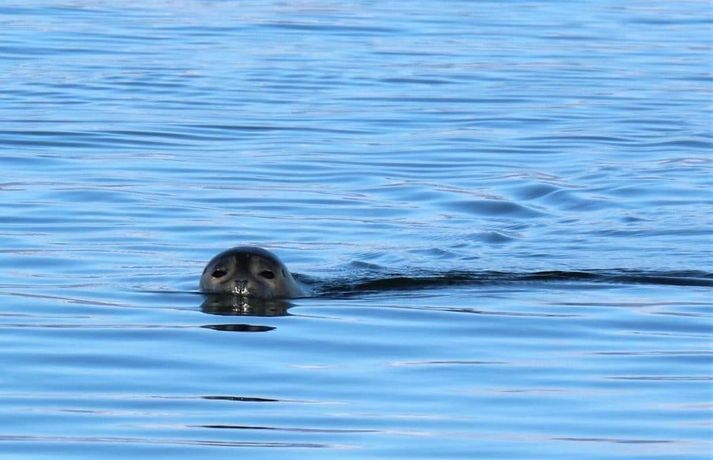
1;1;711;459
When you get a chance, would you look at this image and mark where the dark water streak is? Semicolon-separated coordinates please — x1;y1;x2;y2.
312;270;713;297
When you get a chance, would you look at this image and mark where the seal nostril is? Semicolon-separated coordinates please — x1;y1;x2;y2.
233;280;249;295
259;270;275;279
212;267;228;278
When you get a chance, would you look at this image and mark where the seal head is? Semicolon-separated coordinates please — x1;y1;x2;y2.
199;246;303;299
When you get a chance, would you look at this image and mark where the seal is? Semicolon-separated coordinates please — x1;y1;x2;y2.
199;246;304;299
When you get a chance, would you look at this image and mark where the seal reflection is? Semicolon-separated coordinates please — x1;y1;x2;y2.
200;294;292;317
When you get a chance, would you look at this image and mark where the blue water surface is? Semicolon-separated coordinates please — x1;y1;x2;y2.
1;1;712;459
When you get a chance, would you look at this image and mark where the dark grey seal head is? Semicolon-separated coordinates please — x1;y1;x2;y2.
199;246;303;299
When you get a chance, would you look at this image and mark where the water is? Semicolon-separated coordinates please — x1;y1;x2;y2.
1;1;712;458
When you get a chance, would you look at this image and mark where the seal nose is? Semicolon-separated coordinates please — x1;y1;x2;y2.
233;279;249;295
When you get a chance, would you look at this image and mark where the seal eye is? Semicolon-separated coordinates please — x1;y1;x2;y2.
259;270;275;279
212;267;228;278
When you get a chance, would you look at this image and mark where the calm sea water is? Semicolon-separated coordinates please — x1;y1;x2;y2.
1;1;712;459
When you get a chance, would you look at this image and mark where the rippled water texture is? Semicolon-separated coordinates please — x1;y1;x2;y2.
1;1;712;459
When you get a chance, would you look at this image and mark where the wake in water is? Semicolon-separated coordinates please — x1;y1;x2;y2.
198;269;712;317
305;269;713;297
